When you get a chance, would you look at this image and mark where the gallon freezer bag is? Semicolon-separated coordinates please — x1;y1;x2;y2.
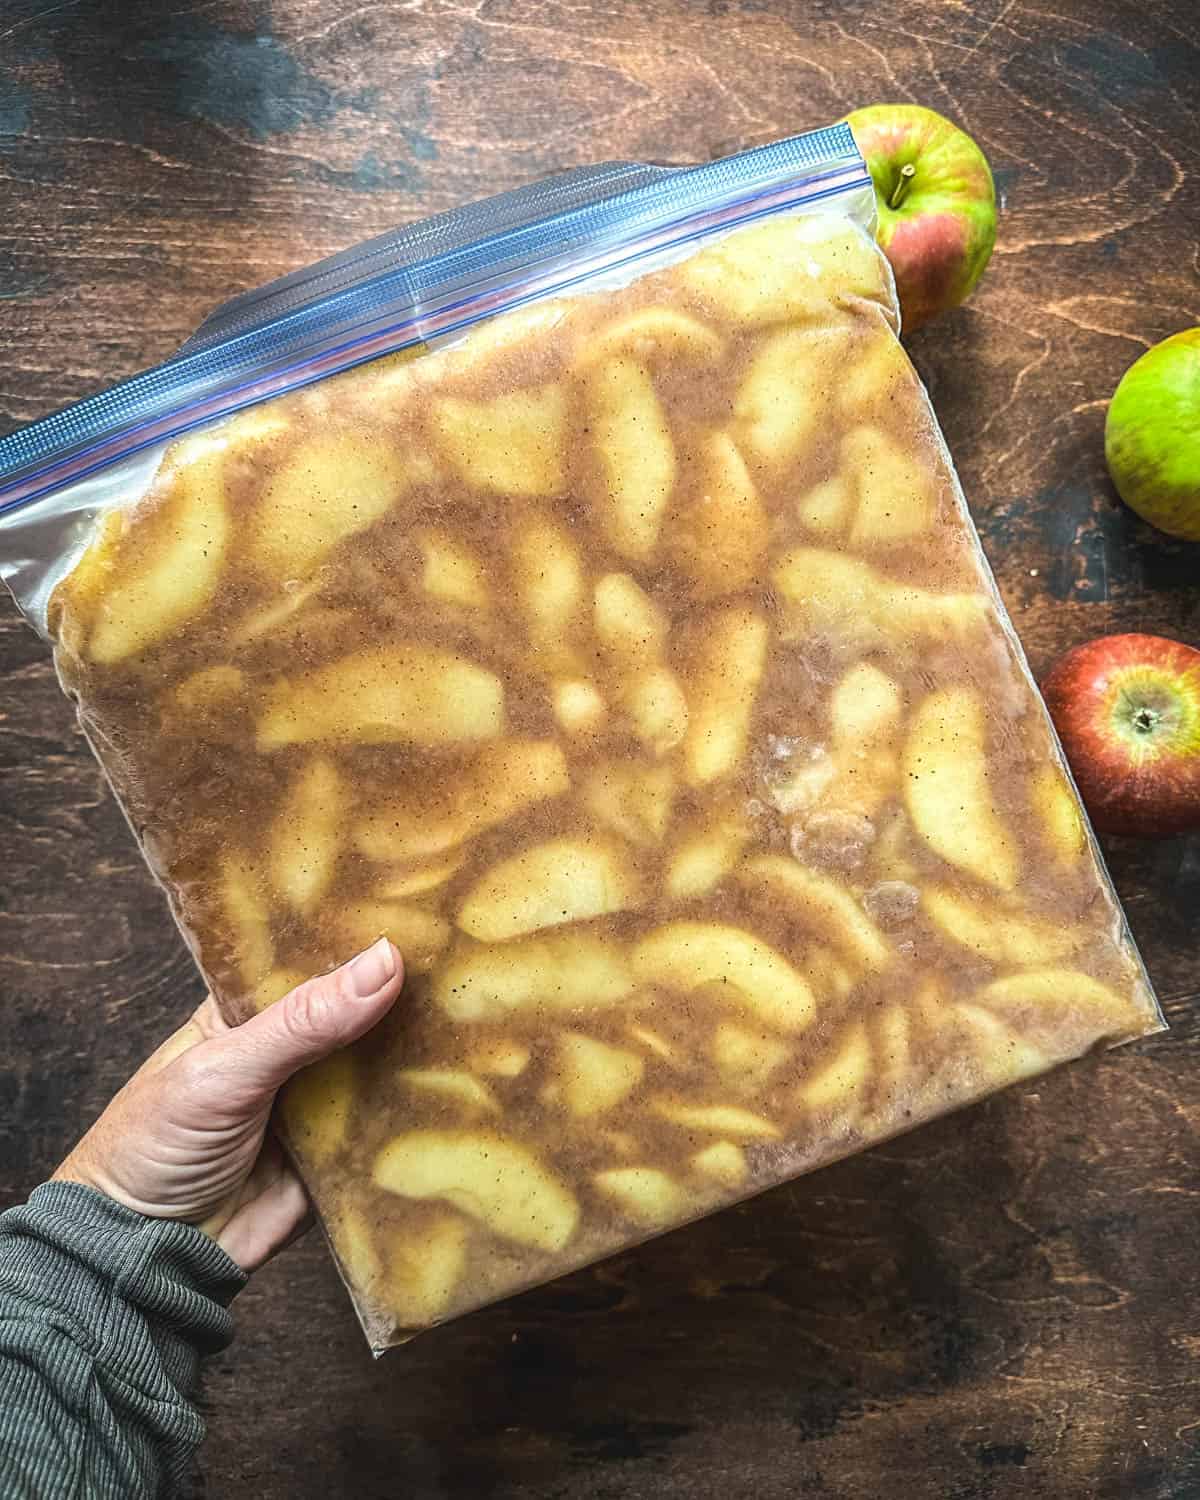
0;123;1162;1351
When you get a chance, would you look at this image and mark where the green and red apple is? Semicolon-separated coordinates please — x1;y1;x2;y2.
844;103;996;332
1042;633;1200;838
1105;328;1200;541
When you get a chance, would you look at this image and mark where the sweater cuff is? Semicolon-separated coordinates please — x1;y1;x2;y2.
0;1182;247;1397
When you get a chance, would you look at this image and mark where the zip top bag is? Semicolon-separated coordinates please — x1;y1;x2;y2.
0;123;1161;1351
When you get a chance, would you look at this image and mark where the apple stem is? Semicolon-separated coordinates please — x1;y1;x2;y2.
889;163;916;209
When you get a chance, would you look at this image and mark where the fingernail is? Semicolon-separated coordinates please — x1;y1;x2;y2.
347;937;397;997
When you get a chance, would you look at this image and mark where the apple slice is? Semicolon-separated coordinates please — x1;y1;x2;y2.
665;816;751;901
870;810;919;882
328;1205;383;1301
902;687;1019;890
624;665;690;757
87;444;229;663
922;886;1079;965
734;325;827;467
651;1097;780;1140
580;307;724;366
795;429;936;548
801;945;857;1001
218;851;274;988
626;1024;681;1068
418;529;491;610
689;1141;748;1189
773;548;989;647
839;330;918;415
355;739;568;862
582;761;675;847
593;571;668;666
711;1021;792;1092
975;968;1144;1040
843;425;937;547
593;1167;690;1227
683;606;768;785
738;856;891;972
280;1053;355;1168
773;660;904;821
872;1004;911;1097
398;1069;498;1116
1030;765;1087;861
269;757;345;915
227;573;323;649
379;1211;471;1328
669;431;768;599
52;508;123;659
467;1037;530;1078
587;357;675;560
257;645;504;749
632;921;817;1033
797;1024;872;1113
174;663;244;715
552;678;608;738
887;584;991;641
334;901;451;974
775;750;900;824
431;384;566;496
681;213;885;325
250;435;405;579
433;932;633;1022
796;474;853;537
456;835;641;941
593;573;689;755
375;1130;578;1253
376;852;465;901
511;518;585;661
766;749;838;820
599;1129;640;1159
249;967;307;1014
556;1033;645;1118
828;662;904;746
953;1004;1049;1086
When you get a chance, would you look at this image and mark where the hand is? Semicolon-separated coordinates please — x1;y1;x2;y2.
53;938;404;1272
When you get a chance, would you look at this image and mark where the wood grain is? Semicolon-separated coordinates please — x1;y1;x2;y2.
1;1;1198;1496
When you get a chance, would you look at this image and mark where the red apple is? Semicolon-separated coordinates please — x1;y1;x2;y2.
844;103;996;333
1042;634;1200;838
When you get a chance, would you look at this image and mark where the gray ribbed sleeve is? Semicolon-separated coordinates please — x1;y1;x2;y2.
0;1181;246;1499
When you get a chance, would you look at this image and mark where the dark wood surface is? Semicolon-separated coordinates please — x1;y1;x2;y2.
2;2;1198;1496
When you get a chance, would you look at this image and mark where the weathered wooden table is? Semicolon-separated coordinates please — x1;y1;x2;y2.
2;2;1197;1495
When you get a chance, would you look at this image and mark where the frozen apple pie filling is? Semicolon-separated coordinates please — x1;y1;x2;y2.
49;211;1158;1344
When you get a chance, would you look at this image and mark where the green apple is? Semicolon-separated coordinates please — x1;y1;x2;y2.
1105;329;1200;541
844;103;996;333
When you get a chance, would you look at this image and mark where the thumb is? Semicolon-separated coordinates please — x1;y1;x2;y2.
205;938;403;1108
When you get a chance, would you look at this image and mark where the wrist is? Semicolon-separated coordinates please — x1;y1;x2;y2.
51;1152;102;1195
52;1148;145;1220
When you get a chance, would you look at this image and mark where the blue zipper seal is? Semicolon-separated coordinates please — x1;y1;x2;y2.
0;123;868;517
